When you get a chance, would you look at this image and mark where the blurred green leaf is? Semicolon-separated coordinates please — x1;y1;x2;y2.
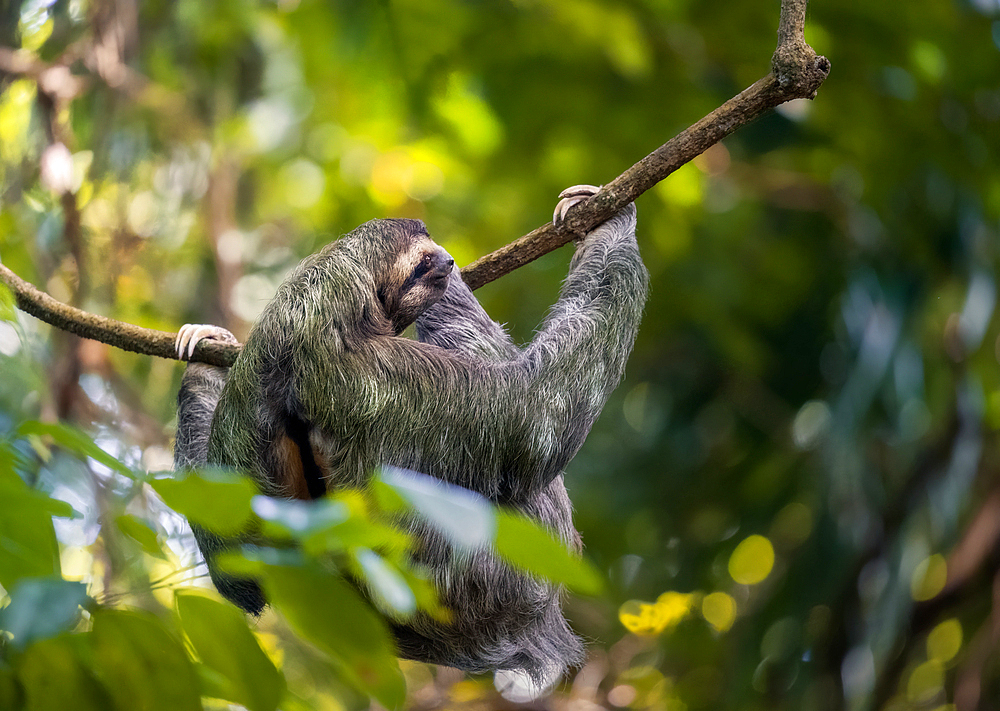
0;666;19;710
0;578;88;651
262;564;405;710
351;548;416;618
17;421;134;479
378;467;495;551
191;662;233;705
150;468;256;535
176;592;286;711
114;514;168;559
252;495;349;540
0;282;16;321
494;510;604;596
16;637;109;711
0;468;62;587
90;608;201;711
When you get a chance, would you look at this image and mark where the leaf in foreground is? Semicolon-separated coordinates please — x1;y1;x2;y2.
176;592;286;711
0;468;64;587
90;608;202;711
262;564;405;710
150;468;256;535
378;467;495;551
16;637;109;711
494;510;604;595
0;578;89;651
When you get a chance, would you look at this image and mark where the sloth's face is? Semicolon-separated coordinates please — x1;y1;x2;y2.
382;235;454;334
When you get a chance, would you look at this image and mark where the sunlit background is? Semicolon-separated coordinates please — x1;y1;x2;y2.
1;0;1000;709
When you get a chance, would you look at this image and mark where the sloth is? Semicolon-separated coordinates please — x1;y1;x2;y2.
173;185;648;701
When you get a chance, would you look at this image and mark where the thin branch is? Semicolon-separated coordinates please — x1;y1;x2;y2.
1;0;828;364
0;262;236;367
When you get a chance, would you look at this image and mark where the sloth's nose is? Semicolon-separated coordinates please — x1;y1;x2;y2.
433;251;455;274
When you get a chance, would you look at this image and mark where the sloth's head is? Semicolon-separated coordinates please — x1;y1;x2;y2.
355;218;454;334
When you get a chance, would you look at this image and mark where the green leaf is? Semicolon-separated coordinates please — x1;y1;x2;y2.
0;666;20;710
252;495;349;540
0;468;62;587
115;514;168;559
378;467;495;551
352;548;416;617
0;282;16;321
254;490;412;556
191;661;232;703
16;637;110;711
90;608;201;711
17;421;135;479
262;564;405;709
149;468;256;535
176;592;286;711
494;510;604;596
0;441;16;478
0;578;89;651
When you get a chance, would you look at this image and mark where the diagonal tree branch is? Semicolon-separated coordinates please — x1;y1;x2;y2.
0;0;828;367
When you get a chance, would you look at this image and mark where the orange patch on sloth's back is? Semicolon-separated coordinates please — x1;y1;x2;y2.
274;434;312;500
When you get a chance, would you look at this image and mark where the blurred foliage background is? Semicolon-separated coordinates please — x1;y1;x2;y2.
1;0;999;709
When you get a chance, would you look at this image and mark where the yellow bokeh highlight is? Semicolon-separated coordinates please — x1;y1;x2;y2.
911;554;948;601
702;592;737;632
619;592;697;636
927;618;962;663
655;162;703;209
728;535;775;585
907;659;944;704
0;80;36;164
433;72;503;157
59;546;94;582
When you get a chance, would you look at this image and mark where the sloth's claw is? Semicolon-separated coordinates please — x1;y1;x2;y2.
553;184;601;225
175;324;236;361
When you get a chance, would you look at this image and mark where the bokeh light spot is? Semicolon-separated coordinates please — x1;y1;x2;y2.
656;162;703;208
792;400;832;449
607;684;637;707
911;554;947;601
281;158;325;209
906;659;943;703
728;535;775;585
619;592;696;636
701;592;737;632
927;618;962;662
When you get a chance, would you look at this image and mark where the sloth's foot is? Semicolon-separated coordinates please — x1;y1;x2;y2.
553;184;601;224
175;323;237;360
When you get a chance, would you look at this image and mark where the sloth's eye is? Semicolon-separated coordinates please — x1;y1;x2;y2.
412;254;433;278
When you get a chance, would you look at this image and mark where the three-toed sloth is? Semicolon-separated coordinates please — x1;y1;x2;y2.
173;185;648;701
